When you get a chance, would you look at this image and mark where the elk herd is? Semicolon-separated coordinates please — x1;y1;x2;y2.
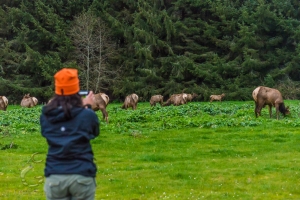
0;93;39;111
0;86;292;121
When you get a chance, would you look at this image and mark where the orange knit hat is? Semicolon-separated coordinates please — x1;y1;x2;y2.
54;68;80;95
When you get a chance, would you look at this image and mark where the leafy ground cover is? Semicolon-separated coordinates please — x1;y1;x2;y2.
1;101;300;199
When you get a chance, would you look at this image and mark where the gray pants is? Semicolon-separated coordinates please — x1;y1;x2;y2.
44;174;96;200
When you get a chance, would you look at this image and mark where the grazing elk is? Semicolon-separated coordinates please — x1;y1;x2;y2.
121;93;139;110
252;86;261;116
209;93;225;103
21;94;38;108
150;95;164;106
252;86;290;120
47;98;53;104
186;93;198;102
100;93;109;106
0;96;8;111
163;93;187;106
91;93;109;123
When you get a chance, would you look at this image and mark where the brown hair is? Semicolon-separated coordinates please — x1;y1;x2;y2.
45;94;83;119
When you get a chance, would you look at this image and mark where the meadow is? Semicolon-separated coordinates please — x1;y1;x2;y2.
1;100;300;199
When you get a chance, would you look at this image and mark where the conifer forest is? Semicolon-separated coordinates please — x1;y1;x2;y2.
1;0;300;103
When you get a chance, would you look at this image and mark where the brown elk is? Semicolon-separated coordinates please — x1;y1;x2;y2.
91;93;109;123
186;93;198;102
209;93;225;103
252;86;290;120
21;94;38;108
150;95;164;106
0;96;8;111
121;93;139;110
252;86;260;115
100;93;109;106
163;93;187;106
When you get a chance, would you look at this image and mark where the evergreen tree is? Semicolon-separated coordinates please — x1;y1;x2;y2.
1;0;300;101
0;0;93;102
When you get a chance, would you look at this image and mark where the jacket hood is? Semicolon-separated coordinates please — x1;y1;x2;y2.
42;106;83;123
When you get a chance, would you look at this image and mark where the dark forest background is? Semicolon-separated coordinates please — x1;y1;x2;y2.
1;0;300;103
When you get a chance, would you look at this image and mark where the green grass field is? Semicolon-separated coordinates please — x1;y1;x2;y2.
1;100;300;199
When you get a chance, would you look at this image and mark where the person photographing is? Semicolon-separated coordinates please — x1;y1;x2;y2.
40;68;99;200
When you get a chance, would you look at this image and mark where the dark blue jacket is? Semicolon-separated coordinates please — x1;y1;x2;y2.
40;106;99;177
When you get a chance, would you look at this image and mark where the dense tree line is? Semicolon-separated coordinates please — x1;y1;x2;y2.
1;0;300;103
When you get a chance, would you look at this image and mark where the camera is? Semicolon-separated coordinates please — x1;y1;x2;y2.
78;90;89;96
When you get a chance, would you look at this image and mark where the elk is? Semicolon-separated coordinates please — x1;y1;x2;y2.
150;95;164;106
252;86;290;120
186;93;198;102
20;94;38;108
121;93;139;110
163;93;187;106
0;96;8;111
100;93;109;106
91;93;109;123
209;93;225;103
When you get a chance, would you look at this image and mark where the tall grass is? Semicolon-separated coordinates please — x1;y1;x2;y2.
1;101;300;199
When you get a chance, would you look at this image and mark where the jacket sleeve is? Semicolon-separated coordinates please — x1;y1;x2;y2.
91;113;100;138
40;114;46;138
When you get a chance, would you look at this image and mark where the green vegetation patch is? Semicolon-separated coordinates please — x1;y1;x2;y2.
1;101;300;199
